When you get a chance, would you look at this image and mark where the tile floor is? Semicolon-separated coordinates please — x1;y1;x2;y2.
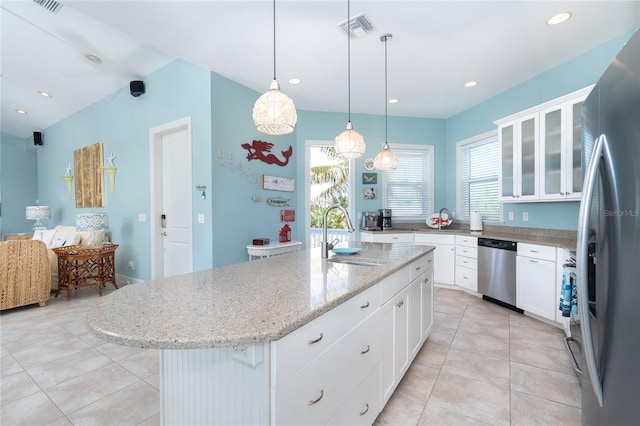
1;285;581;425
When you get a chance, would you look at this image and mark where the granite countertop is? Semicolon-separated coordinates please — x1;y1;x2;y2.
361;223;577;250
87;242;434;350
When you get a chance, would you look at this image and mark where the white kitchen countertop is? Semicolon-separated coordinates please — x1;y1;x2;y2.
87;242;434;350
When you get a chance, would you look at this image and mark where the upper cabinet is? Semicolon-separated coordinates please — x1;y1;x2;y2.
496;86;593;203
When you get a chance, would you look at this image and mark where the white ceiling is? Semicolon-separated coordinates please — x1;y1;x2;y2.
2;1;639;139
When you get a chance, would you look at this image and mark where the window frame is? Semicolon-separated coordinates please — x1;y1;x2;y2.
381;143;434;223
456;131;503;223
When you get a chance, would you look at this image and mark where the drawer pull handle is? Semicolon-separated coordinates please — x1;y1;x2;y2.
463;276;469;279
529;259;539;264
360;301;370;309
360;345;371;355
462;260;468;264
427;259;433;263
415;266;421;271
308;333;323;344
308;390;324;405
359;403;370;416
530;249;539;253
396;300;404;308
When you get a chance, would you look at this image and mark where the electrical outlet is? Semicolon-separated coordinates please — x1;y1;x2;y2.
523;212;529;221
138;213;146;222
198;214;205;224
508;211;514;221
128;260;135;270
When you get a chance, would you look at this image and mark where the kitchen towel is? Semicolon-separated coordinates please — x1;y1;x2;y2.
470;212;483;232
559;267;578;317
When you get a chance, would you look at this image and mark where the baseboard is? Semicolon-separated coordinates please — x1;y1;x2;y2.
116;273;144;285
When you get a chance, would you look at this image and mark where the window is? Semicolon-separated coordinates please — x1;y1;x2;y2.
457;132;501;222
382;144;434;221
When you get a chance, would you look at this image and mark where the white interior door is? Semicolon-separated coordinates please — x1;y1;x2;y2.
150;118;193;279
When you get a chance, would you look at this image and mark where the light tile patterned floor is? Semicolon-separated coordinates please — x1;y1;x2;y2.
1;286;581;425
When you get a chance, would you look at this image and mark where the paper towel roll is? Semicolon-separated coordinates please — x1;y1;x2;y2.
470;212;483;232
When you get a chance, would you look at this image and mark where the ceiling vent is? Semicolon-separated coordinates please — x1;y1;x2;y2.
338;13;374;39
33;0;64;14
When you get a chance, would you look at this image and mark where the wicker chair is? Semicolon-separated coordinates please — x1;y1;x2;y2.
0;239;51;310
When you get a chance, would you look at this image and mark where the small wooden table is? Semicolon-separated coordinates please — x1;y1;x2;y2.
246;241;302;261
53;243;119;300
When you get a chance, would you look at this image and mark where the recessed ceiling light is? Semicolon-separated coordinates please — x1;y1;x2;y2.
288;78;301;85
38;91;53;98
388;98;399;104
547;12;571;26
85;53;103;64
15;108;28;114
464;81;478;88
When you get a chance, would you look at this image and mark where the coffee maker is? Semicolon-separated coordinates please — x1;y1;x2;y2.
378;209;392;230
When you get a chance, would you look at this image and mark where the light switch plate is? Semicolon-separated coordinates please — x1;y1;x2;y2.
138;213;146;222
198;214;205;224
508;211;514;221
523;212;529;221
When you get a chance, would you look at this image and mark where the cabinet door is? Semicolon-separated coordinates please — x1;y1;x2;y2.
519;113;539;200
433;244;455;285
421;270;434;342
499;123;515;199
380;286;410;405
409;277;422;358
565;99;584;199
540;105;564;199
516;256;556;320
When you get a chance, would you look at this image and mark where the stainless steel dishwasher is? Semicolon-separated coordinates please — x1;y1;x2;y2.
477;238;522;312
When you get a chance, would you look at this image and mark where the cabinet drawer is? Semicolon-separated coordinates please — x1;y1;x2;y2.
455;235;478;248
379;265;411;305
273;314;382;425
365;232;414;243
455;265;478;292
410;251;433;281
456;245;477;259
517;243;556;261
414;233;455;245
272;284;380;385
456;254;477;270
328;364;380;426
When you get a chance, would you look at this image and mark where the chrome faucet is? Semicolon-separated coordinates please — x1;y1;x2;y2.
322;205;355;258
438;207;451;231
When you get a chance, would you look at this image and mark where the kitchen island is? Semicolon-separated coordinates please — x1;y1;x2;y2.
87;242;434;425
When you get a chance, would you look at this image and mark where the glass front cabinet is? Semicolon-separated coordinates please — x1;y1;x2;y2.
539;95;587;200
496;86;592;203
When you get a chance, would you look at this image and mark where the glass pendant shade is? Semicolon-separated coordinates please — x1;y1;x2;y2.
374;142;398;170
253;80;297;135
335;121;366;158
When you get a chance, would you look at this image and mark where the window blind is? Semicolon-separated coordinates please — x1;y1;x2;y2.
384;146;433;219
460;136;500;221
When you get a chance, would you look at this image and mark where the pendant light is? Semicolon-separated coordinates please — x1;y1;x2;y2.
334;0;365;158
253;0;297;135
374;33;398;171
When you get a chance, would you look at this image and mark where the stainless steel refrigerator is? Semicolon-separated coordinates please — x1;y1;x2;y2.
574;28;640;425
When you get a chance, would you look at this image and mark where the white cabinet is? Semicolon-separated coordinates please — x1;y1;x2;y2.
498;112;539;202
516;243;557;321
455;235;478;292
415;233;455;285
380;284;410;405
421;269;434;341
539;90;590;200
359;231;414;243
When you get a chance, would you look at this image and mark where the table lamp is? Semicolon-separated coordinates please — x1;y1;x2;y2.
76;213;109;247
26;205;51;230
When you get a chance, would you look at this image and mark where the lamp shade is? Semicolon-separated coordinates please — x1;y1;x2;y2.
253;80;297;135
25;206;51;221
374;142;398;171
334;122;366;158
76;213;109;231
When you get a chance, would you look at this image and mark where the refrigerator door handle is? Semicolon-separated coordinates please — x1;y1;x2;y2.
577;133;606;407
563;336;582;375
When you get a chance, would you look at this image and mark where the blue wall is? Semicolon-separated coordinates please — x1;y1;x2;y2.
1;30;635;279
0;133;38;234
445;30;635;230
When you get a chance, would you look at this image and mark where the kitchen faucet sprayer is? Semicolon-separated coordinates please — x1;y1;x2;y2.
322;205;355;258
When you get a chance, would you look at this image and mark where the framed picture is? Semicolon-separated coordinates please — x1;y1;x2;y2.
362;172;377;184
74;142;105;208
363;187;377;200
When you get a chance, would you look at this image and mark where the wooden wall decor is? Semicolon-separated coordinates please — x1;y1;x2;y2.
74;142;105;208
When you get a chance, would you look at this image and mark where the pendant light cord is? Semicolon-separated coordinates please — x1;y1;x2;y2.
384;35;388;143
272;0;277;80
347;0;352;122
